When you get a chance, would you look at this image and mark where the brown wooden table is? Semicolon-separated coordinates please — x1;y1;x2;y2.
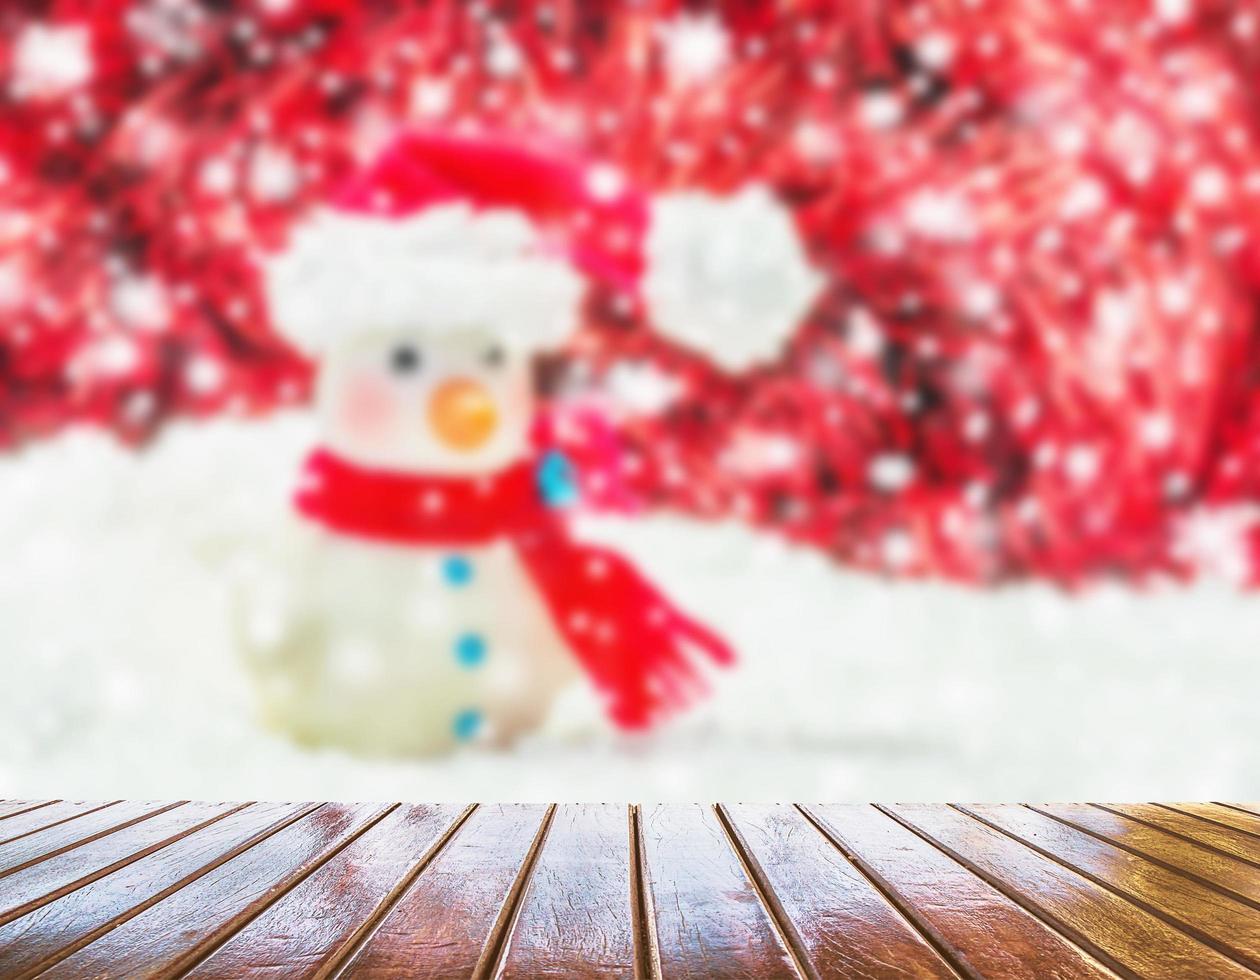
1;800;1258;978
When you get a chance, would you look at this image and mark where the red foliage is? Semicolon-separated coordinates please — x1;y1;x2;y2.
6;0;1260;583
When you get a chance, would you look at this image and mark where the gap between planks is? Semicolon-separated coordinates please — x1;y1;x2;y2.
320;803;478;980
1219;803;1260;820
1156;803;1260;840
1088;804;1260;870
0;801;122;848
1025;804;1260;915
876;804;1146;980
954;804;1260;975
16;802;314;979
712;804;820;980
0;802;60;823
169;802;404;978
628;804;663;980
796;805;980;980
0;803;254;929
0;801;187;881
469;804;559;979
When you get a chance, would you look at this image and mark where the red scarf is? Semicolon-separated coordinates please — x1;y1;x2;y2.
294;449;734;730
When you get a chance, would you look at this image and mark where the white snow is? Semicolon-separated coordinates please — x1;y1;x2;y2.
904;190;976;241
409;79;452;118
248;146;301;203
644;186;823;372
658;14;730;85
868;452;916;491
1;415;1259;800
110;275;171;332
12;24;93;100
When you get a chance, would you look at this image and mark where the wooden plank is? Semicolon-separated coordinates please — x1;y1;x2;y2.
1225;804;1260;819
0;800;177;876
0;802;55;821
965;804;1260;972
720;803;957;979
0;801;245;926
339;803;551;978
885;804;1256;979
40;802;388;979
0;802;309;979
498;804;635;977
638;803;797;979
1033;804;1260;908
806;805;1115;980
0;801;120;847
1163;803;1260;838
186;803;469;980
1102;804;1260;867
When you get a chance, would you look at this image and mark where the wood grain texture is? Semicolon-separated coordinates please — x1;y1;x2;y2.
41;802;387;979
186;803;469;980
1032;803;1260;908
1101;803;1260;867
0;801;54;821
339;803;550;979
886;803;1257;979
0;801;244;927
638;803;797;979
1163;803;1260;838
0;802;308;979
498;803;636;977
720;803;957;979
965;804;1260;972
0;800;177;876
806;805;1115;980
0;801;1257;979
0;801;118;846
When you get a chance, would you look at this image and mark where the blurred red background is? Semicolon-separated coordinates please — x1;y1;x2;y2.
6;0;1260;585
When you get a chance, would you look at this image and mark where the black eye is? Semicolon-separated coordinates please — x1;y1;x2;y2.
389;344;422;375
482;344;506;368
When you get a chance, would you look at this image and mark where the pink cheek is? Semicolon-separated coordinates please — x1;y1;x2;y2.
337;376;399;441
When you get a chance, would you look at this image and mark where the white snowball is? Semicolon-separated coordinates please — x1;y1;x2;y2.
13;24;93;100
185;356;225;394
410;79;452;117
604;361;682;414
111;275;170;332
1141;413;1175;450
249;146;301;203
868;453;916;492
860;91;904;129
904;190;976;241
659;14;730;84
1064;444;1101;484
644;185;823;372
198;157;236;195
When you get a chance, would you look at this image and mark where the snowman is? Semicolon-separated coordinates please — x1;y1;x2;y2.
237;132;820;756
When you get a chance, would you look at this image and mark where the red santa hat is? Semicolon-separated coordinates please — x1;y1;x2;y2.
264;130;823;370
263;131;648;356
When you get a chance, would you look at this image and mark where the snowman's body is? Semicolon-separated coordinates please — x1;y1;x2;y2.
241;525;575;755
234;293;587;755
244;174;743;754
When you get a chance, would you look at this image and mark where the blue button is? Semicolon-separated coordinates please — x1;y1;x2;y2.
537;450;579;509
452;708;483;742
442;554;474;587
454;632;487;668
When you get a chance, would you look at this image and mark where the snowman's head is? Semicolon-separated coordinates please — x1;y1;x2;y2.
317;324;534;474
264;196;593;475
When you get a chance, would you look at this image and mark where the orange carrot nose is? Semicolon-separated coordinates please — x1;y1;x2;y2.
428;377;499;451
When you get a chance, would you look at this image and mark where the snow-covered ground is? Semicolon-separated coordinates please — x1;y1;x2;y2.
2;412;1258;801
